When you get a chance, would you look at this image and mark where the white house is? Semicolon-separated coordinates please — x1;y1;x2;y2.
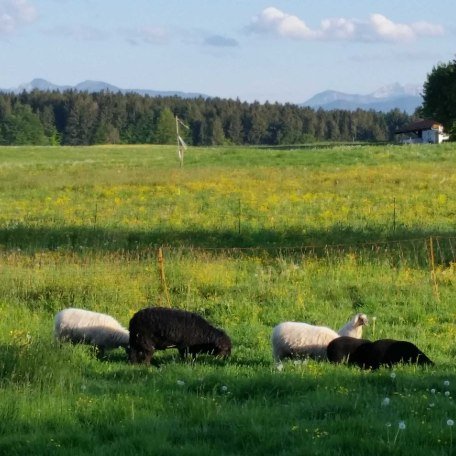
395;119;449;144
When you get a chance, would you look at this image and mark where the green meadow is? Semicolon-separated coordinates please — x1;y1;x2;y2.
0;143;455;455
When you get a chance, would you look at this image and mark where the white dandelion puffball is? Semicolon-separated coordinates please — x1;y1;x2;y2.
176;380;185;386
221;385;228;393
390;372;396;379
430;389;436;394
448;419;455;426
382;397;390;406
398;421;406;430
444;380;450;387
445;391;450;397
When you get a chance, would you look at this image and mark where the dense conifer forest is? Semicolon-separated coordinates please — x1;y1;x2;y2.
0;90;413;146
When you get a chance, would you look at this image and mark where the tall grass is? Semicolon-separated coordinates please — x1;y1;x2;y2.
0;144;455;455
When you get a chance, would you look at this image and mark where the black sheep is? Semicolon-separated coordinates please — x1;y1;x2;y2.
327;336;372;364
128;307;232;364
349;338;434;370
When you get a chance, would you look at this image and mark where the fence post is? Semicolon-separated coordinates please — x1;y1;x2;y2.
157;247;171;307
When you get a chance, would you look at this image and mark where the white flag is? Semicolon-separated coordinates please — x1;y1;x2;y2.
178;135;187;149
176;117;189;129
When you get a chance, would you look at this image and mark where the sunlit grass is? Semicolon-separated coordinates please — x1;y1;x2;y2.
1;143;456;250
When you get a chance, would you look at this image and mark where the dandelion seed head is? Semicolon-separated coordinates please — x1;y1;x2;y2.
445;391;450;397
176;380;185;386
398;421;406;430
390;372;396;379
447;419;454;426
382;397;390;406
444;380;450;387
221;385;228;393
430;389;436;394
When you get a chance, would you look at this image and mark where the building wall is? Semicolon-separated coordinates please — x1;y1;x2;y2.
422;129;437;143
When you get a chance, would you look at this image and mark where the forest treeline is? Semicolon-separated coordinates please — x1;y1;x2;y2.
0;90;414;146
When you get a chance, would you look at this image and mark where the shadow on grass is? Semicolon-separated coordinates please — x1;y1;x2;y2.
83;356;448;402
1;224;456;261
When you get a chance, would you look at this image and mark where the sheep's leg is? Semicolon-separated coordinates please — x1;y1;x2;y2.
96;346;106;359
142;347;155;365
272;346;285;363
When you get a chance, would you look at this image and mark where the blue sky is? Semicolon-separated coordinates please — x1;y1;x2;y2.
1;0;454;103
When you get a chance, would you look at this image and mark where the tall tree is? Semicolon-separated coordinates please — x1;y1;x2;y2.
421;57;456;131
39;105;60;145
0;103;47;145
63;94;98;145
154;107;176;144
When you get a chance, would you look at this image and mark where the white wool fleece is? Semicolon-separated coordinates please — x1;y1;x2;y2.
54;308;129;350
272;322;339;361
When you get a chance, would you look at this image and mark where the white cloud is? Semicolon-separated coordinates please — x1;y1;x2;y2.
249;7;316;39
369;14;415;42
0;0;36;35
248;8;444;43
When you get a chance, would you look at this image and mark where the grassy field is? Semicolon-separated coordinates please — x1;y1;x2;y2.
0;143;456;455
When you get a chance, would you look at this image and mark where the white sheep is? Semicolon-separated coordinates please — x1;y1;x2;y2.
271;313;368;362
54;308;129;356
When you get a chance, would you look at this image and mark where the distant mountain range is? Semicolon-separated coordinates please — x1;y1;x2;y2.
1;79;423;113
0;78;208;99
301;83;423;114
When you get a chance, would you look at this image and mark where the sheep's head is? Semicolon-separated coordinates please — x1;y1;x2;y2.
354;313;368;327
215;332;232;357
337;313;368;338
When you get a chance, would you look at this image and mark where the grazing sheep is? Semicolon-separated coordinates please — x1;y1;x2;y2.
348;338;434;370
271;313;369;362
54;308;129;356
327;336;372;364
128;307;232;364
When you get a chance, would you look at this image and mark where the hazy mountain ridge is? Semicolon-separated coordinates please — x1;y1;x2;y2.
301;83;423;114
1;79;423;113
1;78;208;99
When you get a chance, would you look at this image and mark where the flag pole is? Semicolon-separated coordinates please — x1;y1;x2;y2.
176;116;183;167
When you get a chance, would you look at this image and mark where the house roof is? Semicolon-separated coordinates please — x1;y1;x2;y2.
395;119;443;134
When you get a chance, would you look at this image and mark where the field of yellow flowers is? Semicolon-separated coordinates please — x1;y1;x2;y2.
0;143;455;455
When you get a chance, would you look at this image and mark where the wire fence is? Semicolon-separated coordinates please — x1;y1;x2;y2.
1;236;454;311
1;235;455;267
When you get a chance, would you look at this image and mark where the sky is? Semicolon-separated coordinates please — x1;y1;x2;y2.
0;0;455;103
